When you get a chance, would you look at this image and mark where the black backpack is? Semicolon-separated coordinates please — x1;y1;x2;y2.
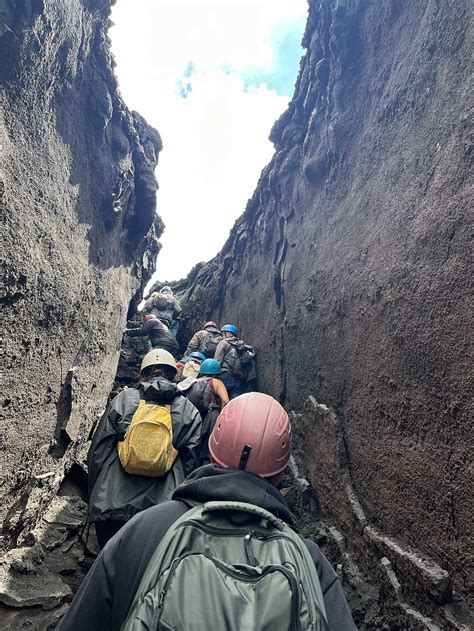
199;331;222;358
228;340;256;377
177;377;216;418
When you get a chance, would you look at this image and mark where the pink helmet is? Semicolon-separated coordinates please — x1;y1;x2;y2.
204;321;218;328
209;393;291;477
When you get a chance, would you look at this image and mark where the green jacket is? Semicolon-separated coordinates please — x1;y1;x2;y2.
87;377;202;523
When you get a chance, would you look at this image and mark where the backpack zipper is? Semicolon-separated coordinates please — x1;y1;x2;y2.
177;519;300;550
244;532;258;566
156;551;301;631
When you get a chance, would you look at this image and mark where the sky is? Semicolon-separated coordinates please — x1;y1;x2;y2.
110;0;307;281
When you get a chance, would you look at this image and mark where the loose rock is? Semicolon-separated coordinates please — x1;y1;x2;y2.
42;496;87;531
0;564;71;610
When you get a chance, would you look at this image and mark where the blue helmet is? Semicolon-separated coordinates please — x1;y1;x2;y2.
221;324;238;336
160;285;173;295
199;359;222;375
189;352;206;362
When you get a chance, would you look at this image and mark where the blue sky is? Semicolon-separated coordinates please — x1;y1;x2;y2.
111;0;307;281
241;22;304;96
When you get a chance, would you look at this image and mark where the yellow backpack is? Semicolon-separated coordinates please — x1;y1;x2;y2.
118;400;178;477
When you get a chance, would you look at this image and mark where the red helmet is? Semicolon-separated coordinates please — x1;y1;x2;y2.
144;314;155;322
209;393;291;477
204;321;218;328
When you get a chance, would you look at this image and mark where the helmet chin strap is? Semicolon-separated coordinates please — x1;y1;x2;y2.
238;444;253;470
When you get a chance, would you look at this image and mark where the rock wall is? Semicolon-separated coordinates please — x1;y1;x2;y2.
0;0;162;531
178;0;473;609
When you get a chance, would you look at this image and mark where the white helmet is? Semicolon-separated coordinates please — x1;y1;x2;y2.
140;348;177;376
182;360;201;378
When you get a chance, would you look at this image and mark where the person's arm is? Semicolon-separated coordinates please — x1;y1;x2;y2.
212;378;229;408
305;540;356;630
214;339;227;363
57;546;115;630
87;402;120;494
172;297;182;318
58;501;187;630
126;321;152;338
144;295;156;312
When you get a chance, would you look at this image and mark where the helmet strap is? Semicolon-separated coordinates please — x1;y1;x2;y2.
238;444;252;470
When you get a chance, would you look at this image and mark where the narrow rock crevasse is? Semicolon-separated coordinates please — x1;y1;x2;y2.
1;0;472;629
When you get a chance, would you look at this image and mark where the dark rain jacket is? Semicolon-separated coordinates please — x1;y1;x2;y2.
177;377;223;456
59;465;356;631
144;294;181;326
126;319;179;357
87;377;202;524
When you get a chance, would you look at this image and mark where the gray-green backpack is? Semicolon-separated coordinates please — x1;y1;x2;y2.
122;501;329;631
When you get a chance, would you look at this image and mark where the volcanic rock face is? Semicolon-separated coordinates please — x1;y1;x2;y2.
178;0;473;609
0;0;162;530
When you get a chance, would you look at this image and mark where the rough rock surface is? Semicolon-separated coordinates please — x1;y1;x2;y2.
0;0;162;532
0;548;72;610
177;0;473;612
0;478;99;628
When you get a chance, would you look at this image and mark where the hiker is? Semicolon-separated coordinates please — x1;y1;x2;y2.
175;355;189;374
177;358;229;463
58;393;356;630
144;285;182;337
86;348;202;549
125;313;180;358
214;323;257;399
185;320;222;357
188;351;206;364
175;352;206;382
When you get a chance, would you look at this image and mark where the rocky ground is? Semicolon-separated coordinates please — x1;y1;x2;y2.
0;470;96;630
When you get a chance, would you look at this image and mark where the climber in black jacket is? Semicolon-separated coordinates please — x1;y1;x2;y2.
87;349;201;548
125;313;179;357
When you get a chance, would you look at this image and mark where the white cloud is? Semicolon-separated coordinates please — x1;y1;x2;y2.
110;0;307;280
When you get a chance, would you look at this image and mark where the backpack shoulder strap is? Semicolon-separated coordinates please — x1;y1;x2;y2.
123;503;204;627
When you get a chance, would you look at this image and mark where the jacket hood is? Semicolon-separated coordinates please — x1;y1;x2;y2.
139;376;179;403
172;464;295;526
